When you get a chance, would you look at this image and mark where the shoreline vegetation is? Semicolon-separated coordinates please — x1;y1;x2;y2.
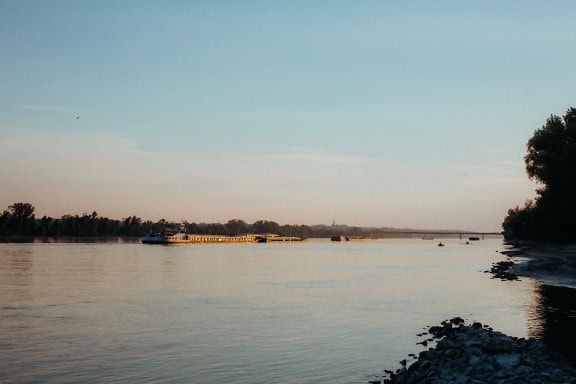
0;202;496;241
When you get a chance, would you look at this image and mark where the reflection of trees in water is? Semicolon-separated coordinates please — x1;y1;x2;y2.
528;283;576;364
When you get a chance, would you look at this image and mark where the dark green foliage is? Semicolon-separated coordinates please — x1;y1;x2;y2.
252;220;280;234
503;107;576;242
0;202;384;240
225;219;248;235
0;203;36;236
0;203;310;238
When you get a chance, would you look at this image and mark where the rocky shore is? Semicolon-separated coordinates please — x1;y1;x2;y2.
372;245;576;384
375;318;576;384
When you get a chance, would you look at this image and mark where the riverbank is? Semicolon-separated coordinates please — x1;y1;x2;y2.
504;245;576;289
375;245;576;383
377;318;576;384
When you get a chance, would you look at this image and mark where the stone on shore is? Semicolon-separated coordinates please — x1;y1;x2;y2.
379;318;576;384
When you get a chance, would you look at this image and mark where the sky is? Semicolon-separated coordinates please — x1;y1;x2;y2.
1;1;575;231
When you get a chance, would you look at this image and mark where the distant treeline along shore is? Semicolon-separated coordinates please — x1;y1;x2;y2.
1;202;440;240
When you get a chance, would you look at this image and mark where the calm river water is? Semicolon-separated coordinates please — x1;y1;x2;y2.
0;238;573;383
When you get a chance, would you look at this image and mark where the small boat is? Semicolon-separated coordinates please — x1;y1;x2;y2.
468;237;480;241
438;242;445;247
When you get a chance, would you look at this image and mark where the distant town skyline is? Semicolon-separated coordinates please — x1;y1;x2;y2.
2;1;574;232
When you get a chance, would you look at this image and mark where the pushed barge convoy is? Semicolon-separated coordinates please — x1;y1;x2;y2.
255;234;305;243
142;224;255;244
141;224;305;245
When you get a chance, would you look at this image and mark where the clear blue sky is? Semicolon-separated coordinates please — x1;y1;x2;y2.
1;1;575;231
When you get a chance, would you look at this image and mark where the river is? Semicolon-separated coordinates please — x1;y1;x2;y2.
0;238;573;383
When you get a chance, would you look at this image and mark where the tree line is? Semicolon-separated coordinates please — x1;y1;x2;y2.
502;107;576;242
0;203;383;239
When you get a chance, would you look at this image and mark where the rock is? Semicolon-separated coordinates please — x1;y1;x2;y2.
495;353;520;368
418;349;439;361
483;340;515;353
379;319;576;384
450;316;465;325
485;260;521;280
428;325;443;336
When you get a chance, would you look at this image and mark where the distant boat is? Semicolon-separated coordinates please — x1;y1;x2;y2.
468;237;480;241
438;242;445;247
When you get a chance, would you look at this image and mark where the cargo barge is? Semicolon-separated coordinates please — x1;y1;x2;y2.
141;224;305;244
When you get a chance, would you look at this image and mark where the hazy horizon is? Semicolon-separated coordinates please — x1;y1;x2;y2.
3;1;574;232
1;200;501;234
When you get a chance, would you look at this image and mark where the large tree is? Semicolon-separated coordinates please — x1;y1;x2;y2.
4;203;36;235
503;107;576;241
225;219;247;235
525;108;576;195
252;220;280;234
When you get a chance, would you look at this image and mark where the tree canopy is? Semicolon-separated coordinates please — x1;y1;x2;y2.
0;202;375;240
503;107;576;242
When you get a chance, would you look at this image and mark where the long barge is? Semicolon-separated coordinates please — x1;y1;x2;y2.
142;233;257;244
330;235;377;241
141;224;305;245
256;235;305;243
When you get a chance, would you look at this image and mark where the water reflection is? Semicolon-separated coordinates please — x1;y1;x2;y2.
1;248;33;301
0;236;140;244
2;240;574;383
528;283;576;364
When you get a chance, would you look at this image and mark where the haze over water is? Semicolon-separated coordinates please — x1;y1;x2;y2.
4;238;568;383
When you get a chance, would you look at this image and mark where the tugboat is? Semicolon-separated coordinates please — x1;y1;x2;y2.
141;223;192;244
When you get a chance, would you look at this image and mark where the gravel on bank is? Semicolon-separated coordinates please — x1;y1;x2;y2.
503;245;576;289
375;317;576;384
